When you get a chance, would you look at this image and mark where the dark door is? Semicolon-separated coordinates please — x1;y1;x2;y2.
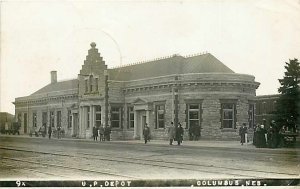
24;113;27;134
73;113;79;137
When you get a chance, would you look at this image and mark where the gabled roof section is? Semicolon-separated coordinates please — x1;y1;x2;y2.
132;97;148;104
30;79;78;96
108;53;234;81
183;53;234;73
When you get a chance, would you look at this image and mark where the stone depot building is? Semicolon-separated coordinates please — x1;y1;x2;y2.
14;43;260;140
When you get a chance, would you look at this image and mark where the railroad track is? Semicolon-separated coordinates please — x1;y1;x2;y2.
2;163;69;178
1;156;140;180
1;146;298;179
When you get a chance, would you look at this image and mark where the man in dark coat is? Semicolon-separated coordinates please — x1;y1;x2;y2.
189;125;194;141
57;126;61;139
93;125;98;141
99;125;105;141
48;125;52;139
257;125;267;148
176;123;184;145
269;120;279;148
143;123;150;144
194;126;201;141
104;126;111;141
166;122;176;145
239;123;248;145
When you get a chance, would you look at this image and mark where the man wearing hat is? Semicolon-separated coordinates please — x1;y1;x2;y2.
239;123;248;145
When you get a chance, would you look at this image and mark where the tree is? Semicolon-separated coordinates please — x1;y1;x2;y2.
275;58;300;132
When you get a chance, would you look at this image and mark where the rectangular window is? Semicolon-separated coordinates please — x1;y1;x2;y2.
256;102;260;115
248;104;254;129
221;103;236;129
262;102;266;114
89;76;93;92
42;112;47;127
187;104;202;130
95;78;99;91
17;113;22;123
111;107;122;128
90;82;93;92
33;112;37;128
155;105;165;129
95;105;101;127
87;107;90;128
50;111;54;128
67;110;72;128
57;111;61;129
85;80;88;92
128;106;134;129
24;113;27;133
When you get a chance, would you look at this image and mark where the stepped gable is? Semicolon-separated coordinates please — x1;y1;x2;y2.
30;79;78;96
109;53;234;81
80;42;107;75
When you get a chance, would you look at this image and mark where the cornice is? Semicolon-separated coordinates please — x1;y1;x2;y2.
14;94;78;106
122;81;259;93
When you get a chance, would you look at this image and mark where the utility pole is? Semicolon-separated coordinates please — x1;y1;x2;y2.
174;76;179;128
104;70;109;127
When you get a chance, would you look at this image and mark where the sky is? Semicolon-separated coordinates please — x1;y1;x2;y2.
1;0;300;114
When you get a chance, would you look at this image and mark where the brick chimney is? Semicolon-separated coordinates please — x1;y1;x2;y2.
51;71;57;83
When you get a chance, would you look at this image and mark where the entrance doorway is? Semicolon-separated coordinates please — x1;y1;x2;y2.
24;113;27;134
134;110;147;140
73;113;79;137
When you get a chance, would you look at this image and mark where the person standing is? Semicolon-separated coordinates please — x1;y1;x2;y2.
253;124;260;146
257;125;267;148
167;122;176;145
93;125;98;141
194;126;201;141
270;120;279;148
99;124;105;141
104;125;111;141
176;123;184;145
48;125;52;139
143;123;150;144
188;125;194;141
239;123;248;145
57;126;61;139
278;126;286;147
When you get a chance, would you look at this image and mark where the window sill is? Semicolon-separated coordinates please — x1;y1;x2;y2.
126;128;134;130
111;128;123;131
155;128;166;130
220;128;236;132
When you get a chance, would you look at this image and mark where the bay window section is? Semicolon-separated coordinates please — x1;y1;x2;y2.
220;100;237;129
95;105;101;127
155;104;165;129
111;106;122;128
128;106;134;129
187;104;202;130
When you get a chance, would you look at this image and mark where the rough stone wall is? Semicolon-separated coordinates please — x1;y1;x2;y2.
117;73;258;140
15;97;78;137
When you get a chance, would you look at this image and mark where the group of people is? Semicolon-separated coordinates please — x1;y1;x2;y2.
253;120;286;148
29;124;63;139
167;122;184;145
92;125;111;142
142;122;185;145
47;125;62;139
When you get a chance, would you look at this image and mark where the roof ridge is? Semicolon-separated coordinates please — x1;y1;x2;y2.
111;54;179;69
111;52;210;69
183;51;209;58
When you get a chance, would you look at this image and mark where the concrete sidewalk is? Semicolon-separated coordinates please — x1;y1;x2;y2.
2;134;299;152
115;139;255;149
